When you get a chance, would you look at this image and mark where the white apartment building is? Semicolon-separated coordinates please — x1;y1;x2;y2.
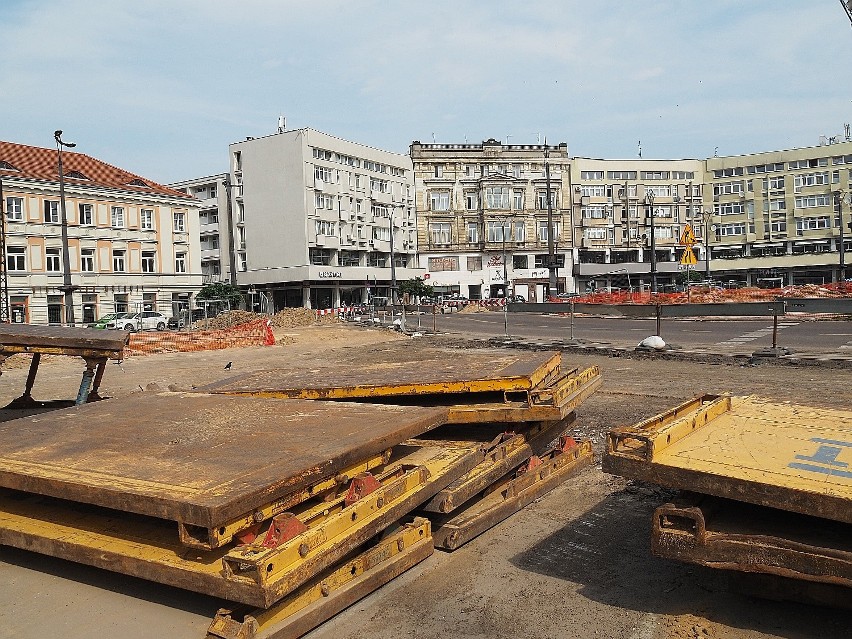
226;128;420;310
410;139;572;302
1;140;202;325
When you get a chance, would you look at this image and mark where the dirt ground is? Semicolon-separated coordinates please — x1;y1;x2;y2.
0;323;849;639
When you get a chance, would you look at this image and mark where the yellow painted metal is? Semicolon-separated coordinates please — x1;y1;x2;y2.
179;449;392;550
208;519;433;639
605;395;852;523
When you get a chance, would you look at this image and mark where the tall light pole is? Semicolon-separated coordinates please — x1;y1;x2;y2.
55;130;77;326
389;204;397;304
646;189;657;293
544;144;557;295
835;189;847;282
702;208;714;281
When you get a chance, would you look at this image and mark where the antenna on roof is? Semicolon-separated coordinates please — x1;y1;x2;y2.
638;140;642;158
277;115;286;133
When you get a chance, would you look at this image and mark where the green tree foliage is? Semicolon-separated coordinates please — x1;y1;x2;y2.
398;277;434;299
197;282;243;306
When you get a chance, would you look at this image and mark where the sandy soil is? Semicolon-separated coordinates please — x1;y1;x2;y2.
0;324;849;639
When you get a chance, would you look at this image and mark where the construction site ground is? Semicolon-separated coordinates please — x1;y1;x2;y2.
0;323;849;639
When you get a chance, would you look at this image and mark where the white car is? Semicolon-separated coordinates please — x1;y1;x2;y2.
107;311;169;332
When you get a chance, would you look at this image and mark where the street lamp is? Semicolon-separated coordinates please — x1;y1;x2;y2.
646;189;657;293
497;215;514;337
702;208;715;282
55;130;77;326
835;189;849;282
389;204;398;305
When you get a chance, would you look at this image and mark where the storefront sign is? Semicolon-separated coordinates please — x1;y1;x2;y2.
317;271;342;278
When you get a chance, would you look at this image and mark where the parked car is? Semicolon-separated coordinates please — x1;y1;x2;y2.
107;311;169;332
88;312;123;329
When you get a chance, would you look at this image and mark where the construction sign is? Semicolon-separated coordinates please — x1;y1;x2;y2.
680;225;696;247
680;247;698;266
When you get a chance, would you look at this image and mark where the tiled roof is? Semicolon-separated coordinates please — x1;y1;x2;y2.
0;140;195;201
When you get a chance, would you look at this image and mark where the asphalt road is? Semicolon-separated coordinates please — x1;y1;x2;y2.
418;310;852;355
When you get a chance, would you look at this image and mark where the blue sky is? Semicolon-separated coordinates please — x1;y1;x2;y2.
1;1;850;184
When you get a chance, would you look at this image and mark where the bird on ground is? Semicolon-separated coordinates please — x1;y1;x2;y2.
224;362;232;370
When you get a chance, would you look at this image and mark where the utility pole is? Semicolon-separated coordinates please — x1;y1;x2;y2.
703;208;714;281
545;144;557;295
55;130;77;326
221;176;239;285
836;190;847;281
646;189;657;293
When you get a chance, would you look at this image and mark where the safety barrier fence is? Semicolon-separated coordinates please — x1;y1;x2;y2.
124;319;275;357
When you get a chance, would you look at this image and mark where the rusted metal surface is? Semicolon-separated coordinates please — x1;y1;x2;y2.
0;392;448;529
430;438;594;551
198;348;562;399
604;395;852;524
207;519;433;639
0;323;128;358
652;494;852;588
0;442;472;607
421;414;576;513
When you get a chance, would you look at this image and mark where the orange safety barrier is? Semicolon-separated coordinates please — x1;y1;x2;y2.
124;319;275;357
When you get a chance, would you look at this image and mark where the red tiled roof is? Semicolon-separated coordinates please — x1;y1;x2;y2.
0;140;195;201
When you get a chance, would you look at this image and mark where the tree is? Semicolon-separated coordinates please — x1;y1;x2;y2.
398;277;434;300
197;282;243;307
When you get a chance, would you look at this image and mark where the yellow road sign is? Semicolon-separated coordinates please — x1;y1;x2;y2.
680;224;696;246
680;247;697;265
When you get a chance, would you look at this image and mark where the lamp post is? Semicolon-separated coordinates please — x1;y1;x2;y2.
646;189;657;293
499;215;513;337
55;130;77;326
544;145;557;295
835;190;848;282
389;204;397;305
702;208;714;282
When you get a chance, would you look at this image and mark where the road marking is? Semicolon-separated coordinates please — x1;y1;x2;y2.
715;322;800;347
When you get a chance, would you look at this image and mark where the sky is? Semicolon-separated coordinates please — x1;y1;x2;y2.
1;1;851;185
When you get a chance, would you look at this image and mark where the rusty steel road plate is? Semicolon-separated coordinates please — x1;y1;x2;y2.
199;346;561;399
0;392;447;528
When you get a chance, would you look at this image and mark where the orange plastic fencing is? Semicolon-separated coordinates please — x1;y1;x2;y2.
124;319;275;357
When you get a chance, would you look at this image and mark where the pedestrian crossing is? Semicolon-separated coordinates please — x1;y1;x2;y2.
714;321;799;348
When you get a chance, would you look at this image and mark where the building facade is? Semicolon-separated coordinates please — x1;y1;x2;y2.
225;128;420;310
569;157;705;292
410;139;572;302
0;141;202;325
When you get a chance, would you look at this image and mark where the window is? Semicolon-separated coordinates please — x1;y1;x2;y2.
584;228;607;240
514;221;526;242
467;256;482;271
580;171;604;180
173;211;185;232
582;206;608;219
486;221;510;243
428;256;459;272
112;249;126;272
794;172;829;189
512;190;524;210
429;222;452;245
581;185;607;198
315;220;335;236
651;205;673;218
607;171;637;180
671;171;695;180
433;164;443;178
719;223;746;236
534;254;565;268
764;198;786;212
429;191;450;211
111;206;125;227
645;185;671;198
641;171;669;180
81;249;95;272
209;186;217;198
712;167;744;178
78;203;93;225
796;217;830;232
467;222;479;244
368;253;388;267
370;178;389;193
238;252;247;271
6;197;24;221
315;166;334;182
372;226;390;241
315;193;334;209
312;147;333;161
485;186;509;209
513;254;528;269
465;192;479;210
46;248;61;272
764;176;785;191
537;220;561;241
747;162;785;174
512;164;522;178
44;200;59;223
653;226;674;239
6;246;26;271
795;194;831;209
175;253;186;273
713;181;743;196
536;190;557;210
715;202;746;216
789;158;828;170
140;209;154;229
769;218;787;234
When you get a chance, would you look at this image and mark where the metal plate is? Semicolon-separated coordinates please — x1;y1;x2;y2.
199;346;561;399
652;494;852;588
604;395;852;524
0;323;128;357
0;392;447;528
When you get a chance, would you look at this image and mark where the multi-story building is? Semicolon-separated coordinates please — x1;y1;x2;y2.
224;128;420;310
0;140;202;325
704;141;852;286
410;139;572;302
168;174;232;285
570;158;705;292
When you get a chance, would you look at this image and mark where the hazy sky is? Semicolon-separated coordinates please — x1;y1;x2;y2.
2;1;850;184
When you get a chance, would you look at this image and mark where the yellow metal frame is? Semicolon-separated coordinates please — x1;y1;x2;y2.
179;449;392;550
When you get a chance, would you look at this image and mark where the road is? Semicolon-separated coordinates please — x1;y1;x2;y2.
412;309;852;355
